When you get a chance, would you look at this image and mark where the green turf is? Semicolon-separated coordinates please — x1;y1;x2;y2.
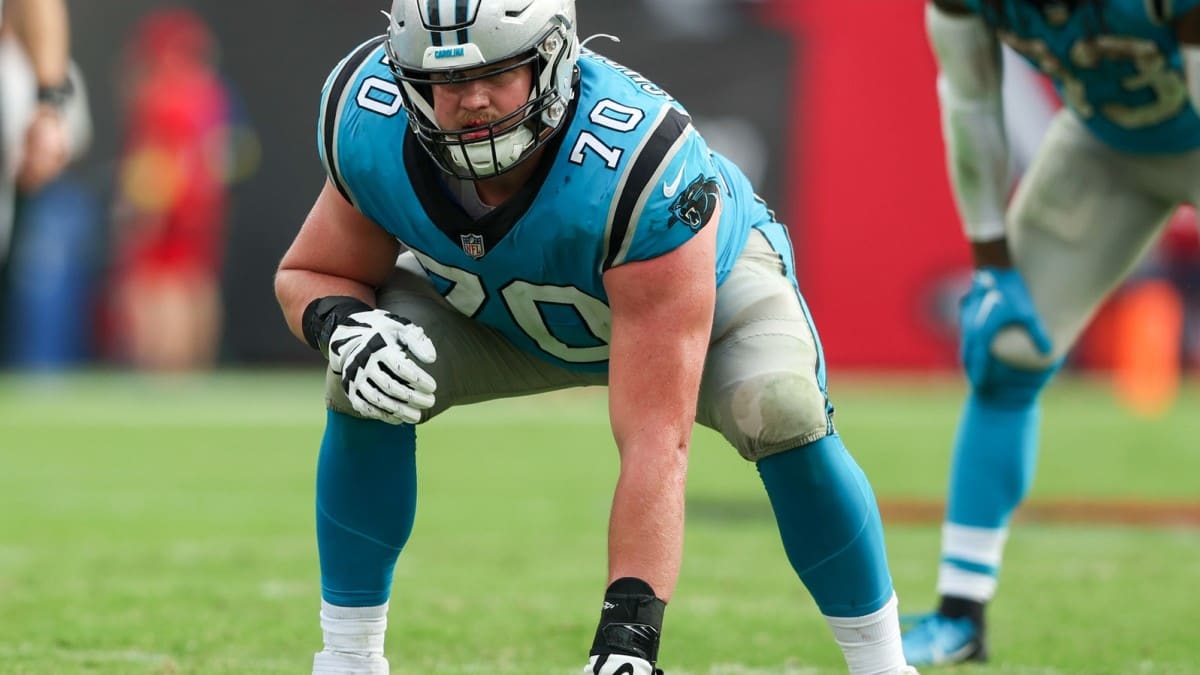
0;371;1197;674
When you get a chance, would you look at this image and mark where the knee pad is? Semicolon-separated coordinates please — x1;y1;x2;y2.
705;370;833;461
969;353;1060;408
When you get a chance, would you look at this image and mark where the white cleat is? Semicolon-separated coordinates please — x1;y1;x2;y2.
897;667;921;674
312;650;389;674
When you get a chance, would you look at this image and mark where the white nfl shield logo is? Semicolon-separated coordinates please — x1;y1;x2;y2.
460;233;485;259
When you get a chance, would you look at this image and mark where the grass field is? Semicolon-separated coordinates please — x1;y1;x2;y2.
1;371;1198;674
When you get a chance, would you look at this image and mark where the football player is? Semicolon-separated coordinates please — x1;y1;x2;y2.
905;0;1200;666
1;0;72;195
275;1;918;673
0;0;73;335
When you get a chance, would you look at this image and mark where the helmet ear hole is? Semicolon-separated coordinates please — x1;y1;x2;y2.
386;0;580;178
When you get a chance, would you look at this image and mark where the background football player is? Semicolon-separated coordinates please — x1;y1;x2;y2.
905;0;1200;665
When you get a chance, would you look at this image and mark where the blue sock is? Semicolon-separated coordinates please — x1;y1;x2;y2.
946;392;1041;529
316;409;417;607
756;435;893;617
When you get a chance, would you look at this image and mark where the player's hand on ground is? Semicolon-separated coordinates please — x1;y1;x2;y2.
583;653;662;675
328;308;437;424
959;267;1052;385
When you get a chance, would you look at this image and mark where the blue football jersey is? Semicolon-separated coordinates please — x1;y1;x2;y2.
966;0;1200;153
317;39;773;372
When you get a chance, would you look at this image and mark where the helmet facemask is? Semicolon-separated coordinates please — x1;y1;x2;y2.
387;19;578;180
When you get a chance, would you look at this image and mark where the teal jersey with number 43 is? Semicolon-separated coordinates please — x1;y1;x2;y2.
317;39;773;373
967;0;1200;153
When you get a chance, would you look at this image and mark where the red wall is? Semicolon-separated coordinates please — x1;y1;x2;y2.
765;0;970;369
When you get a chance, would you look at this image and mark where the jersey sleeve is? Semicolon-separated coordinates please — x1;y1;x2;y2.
601;103;722;269
316;36;387;206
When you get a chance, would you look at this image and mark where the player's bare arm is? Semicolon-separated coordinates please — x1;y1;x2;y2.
1178;5;1200;113
926;0;1013;268
7;0;72;191
275;179;402;343
6;0;70;91
277;181;436;426
601;201;719;603
927;0;1051;391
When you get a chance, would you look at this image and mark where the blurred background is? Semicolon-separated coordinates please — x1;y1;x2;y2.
2;0;1197;405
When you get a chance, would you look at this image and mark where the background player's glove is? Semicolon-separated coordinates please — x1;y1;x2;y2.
959;267;1052;387
583;654;662;675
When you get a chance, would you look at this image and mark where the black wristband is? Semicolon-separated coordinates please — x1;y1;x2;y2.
36;80;74;109
301;296;372;355
589;577;666;663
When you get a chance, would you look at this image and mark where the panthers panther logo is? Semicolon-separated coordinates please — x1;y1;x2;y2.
667;174;720;232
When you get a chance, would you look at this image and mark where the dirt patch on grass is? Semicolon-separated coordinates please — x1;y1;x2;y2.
880;499;1200;527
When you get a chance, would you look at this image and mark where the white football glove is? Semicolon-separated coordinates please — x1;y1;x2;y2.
583;654;661;675
327;308;437;424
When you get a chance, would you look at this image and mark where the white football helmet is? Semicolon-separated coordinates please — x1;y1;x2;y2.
385;0;580;179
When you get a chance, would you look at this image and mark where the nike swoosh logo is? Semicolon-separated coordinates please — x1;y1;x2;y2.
663;162;686;198
974;289;1001;328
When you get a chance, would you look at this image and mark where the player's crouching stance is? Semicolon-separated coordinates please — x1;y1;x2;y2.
904;0;1200;667
275;1;917;673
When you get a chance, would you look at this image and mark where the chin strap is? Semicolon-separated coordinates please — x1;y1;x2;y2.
446;124;536;177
